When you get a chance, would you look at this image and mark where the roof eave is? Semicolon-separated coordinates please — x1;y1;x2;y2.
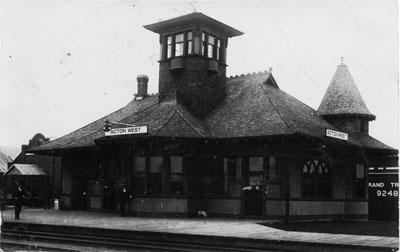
319;113;376;121
144;12;244;37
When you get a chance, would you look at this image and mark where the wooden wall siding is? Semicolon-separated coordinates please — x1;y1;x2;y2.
60;195;70;208
89;180;101;196
62;160;71;194
290;201;345;216
53;157;63;194
345;164;355;199
332;165;345;199
229;184;241;197
90;196;101;209
132;198;188;213
345;201;368;215
265;184;280;198
289;160;301;198
189;199;241;215
265;200;285;216
117;144;133;182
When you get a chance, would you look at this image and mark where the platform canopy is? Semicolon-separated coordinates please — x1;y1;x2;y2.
4;164;46;176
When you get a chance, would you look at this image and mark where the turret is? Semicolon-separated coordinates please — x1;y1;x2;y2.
318;59;375;134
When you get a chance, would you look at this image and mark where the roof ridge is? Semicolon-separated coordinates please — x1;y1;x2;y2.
175;106;208;137
227;69;270;80
259;84;297;134
153;109;177;136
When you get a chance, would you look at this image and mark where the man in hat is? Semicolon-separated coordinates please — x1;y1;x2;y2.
118;186;131;217
13;185;24;219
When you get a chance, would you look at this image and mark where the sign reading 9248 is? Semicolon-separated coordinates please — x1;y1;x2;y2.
369;182;399;197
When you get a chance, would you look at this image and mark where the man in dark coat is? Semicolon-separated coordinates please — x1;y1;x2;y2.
13;185;24;219
118;186;131;217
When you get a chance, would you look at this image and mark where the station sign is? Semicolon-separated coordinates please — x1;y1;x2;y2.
325;129;348;141
368;172;399;220
105;126;148;136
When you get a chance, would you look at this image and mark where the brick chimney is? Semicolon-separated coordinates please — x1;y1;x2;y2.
136;75;149;100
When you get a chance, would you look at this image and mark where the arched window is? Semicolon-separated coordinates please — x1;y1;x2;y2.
302;160;331;199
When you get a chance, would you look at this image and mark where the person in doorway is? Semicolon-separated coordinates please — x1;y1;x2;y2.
118;186;131;217
13;185;24;219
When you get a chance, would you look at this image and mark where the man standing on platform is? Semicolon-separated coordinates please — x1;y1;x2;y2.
118;186;131;217
13;185;24;220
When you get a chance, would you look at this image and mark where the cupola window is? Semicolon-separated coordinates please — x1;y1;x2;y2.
167;35;173;58
207;35;215;58
202;32;222;60
175;33;184;57
163;30;223;62
186;32;193;55
165;31;193;59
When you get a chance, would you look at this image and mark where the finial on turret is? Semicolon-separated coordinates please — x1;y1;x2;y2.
269;67;273;72
338;56;346;66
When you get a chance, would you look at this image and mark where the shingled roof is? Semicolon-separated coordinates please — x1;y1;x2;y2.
207;71;334;139
31;93;210;152
318;61;375;120
30;70;394;153
0;146;20;173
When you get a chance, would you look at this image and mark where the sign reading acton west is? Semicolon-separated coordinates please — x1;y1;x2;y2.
326;129;348;141
105;126;148;136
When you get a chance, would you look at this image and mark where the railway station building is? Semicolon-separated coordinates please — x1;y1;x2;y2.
29;13;397;221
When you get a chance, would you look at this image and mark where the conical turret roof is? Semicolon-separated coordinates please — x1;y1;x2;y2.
318;59;375;120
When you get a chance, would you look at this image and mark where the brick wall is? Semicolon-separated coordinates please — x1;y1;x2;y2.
159;55;227;118
325;117;369;134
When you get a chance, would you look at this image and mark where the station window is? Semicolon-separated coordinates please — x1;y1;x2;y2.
355;164;366;199
224;158;242;197
169;156;183;195
268;157;279;181
191;156;224;196
149;156;163;194
249;157;264;187
302;160;330;199
132;157;146;194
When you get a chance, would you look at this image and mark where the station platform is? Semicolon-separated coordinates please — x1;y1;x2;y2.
1;208;398;251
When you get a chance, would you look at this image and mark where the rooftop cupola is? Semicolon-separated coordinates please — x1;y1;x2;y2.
318;58;376;134
144;12;243;118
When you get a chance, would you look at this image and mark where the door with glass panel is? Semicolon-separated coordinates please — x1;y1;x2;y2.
243;157;264;216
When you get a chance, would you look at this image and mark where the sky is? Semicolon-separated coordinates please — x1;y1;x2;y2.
0;0;398;150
